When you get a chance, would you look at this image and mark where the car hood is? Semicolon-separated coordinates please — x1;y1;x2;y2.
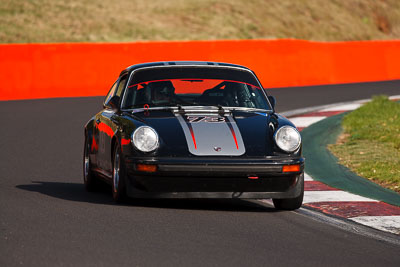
125;109;275;157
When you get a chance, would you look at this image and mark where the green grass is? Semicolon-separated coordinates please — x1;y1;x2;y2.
328;96;400;192
1;0;400;43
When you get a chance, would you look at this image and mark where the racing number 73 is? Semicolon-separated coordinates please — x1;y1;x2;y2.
186;116;226;123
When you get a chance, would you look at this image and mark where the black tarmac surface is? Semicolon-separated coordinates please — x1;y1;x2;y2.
1;81;399;266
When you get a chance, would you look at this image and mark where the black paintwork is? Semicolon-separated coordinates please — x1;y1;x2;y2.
85;61;304;198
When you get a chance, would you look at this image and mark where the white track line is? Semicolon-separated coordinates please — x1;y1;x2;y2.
320;103;362;111
303;191;378;204
389;95;400;100
289;116;326;128
349;216;400;235
304;173;314;181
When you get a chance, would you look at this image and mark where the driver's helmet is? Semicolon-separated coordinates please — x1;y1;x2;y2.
148;81;175;102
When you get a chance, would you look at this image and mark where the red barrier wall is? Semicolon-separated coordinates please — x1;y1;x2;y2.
1;39;400;101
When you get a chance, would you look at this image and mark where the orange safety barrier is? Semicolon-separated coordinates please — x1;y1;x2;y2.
1;39;400;101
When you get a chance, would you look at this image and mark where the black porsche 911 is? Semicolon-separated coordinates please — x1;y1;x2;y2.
84;61;304;210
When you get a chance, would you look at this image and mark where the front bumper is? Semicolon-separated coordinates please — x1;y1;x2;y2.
124;157;304;199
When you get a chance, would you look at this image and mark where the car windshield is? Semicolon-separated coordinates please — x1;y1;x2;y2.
121;78;270;110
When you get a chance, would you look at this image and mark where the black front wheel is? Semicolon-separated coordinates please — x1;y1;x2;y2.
112;143;128;203
272;176;304;210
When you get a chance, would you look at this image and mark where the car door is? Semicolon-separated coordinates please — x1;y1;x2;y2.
97;75;128;176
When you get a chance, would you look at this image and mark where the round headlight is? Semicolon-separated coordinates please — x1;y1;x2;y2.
132;126;159;152
274;126;301;153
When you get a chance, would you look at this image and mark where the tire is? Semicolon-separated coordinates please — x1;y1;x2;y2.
273;176;304;210
112;143;128;203
83;135;100;191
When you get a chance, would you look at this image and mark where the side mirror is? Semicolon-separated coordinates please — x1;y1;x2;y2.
268;95;276;109
108;95;120;110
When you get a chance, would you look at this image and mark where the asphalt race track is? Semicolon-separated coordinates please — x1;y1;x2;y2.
1;81;399;266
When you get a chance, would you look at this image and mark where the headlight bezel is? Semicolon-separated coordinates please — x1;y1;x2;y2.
131;126;159;152
273;125;301;153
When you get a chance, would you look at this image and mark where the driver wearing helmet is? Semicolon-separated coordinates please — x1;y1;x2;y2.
148;81;177;105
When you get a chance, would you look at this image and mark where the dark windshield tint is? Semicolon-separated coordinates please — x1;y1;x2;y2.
122;79;269;109
121;67;271;110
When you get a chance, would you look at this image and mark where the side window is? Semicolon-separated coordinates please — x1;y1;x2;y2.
104;80;118;108
115;75;128;98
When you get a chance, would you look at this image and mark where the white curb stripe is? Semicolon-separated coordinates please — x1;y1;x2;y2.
289;116;326;128
320;103;362;111
303;191;378;204
349;216;400;235
388;95;400;100
304;173;314;181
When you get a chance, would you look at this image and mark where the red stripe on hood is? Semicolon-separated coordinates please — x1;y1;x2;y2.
187;124;197;150
227;122;239;150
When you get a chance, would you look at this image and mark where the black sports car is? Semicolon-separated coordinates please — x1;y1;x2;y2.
84;61;304;210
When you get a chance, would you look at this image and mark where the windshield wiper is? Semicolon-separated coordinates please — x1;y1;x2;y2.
129;106;175;114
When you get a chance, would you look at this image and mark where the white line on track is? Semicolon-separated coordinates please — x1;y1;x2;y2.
289;116;326;128
303;191;378;204
320;103;362;111
388;95;400;100
304;173;314;181
349;216;400;235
